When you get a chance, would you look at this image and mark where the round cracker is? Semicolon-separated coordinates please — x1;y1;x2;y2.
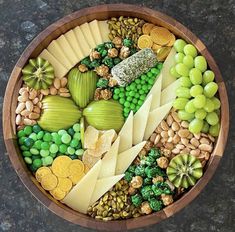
150;27;172;45
57;177;73;192
137;35;153;49
84;165;90;174
36;167;52;183
157;47;172;61
68;160;85;175
41;173;58;191
166;33;176;47
50;187;66;201
142;23;155;35
69;172;85;185
51;156;72;178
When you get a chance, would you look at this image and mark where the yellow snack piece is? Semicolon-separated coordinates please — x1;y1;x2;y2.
57;177;73;192
68;160;85;175
35;167;52;183
82;150;101;169
166;33;176;47
69;172;85;185
50;187;66;200
152;43;162;52
157;47;172;61
41;173;58;191
51;156;72;178
84;126;99;149
137;35;153;49
142;23;155;35
150;27;172;45
84;165;90;174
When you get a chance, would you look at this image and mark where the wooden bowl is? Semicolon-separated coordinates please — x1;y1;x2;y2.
3;4;229;231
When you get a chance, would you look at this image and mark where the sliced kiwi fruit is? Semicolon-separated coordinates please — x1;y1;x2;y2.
22;57;54;90
166;154;203;188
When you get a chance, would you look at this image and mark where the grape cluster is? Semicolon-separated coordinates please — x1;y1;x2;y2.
171;39;221;136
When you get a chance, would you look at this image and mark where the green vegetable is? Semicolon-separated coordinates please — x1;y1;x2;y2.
96;78;109;88
127;165;136;173
123;38;133;48
102;56;114;68
145;166;159;178
149;198;163;211
134;165;146;177
131;193;143;207
152;182;172;196
124;171;134;182
148;148;161;158
144;156;156;166
81;57;91;68
140;185;155;200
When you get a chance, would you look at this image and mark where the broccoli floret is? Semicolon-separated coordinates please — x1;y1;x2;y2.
90;59;101;68
140;185;155;200
104;42;114;49
145;166;159;178
135;165;146;177
128;165;136;173
100;49;108;57
131;193;143;207
96;78;109;88
102;56;114;68
81;57;91;68
123;38;133;48
144;156;156;167
124;171;134;182
149;198;163;211
152;182;172;196
148;148;161;159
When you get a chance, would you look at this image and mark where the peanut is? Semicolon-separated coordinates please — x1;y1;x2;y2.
54;78;61;89
178;129;190;138
172;122;180;131
160;120;169;131
40;89;49;95
15;102;25;114
60;77;68;87
29;112;40;120
15;114;22;125
199;144;213;152
59;92;71;97
190;138;199;147
25;100;33;111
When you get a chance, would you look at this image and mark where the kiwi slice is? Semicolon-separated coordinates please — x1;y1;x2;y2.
166;154;203;188
22;57;54;90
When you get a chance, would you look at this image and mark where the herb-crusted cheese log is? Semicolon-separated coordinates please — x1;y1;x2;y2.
111;48;157;86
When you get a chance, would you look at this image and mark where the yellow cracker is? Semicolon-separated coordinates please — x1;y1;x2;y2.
41;173;58;191
142;23;155;35
150;27;172;45
69;172;85;185
50;187;66;201
57;177;73;192
157;47;172;61
166;33;176;47
35;167;51;183
137;35;153;49
68;159;85;175
51;156;72;178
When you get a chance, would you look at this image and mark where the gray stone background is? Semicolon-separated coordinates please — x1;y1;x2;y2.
0;0;234;231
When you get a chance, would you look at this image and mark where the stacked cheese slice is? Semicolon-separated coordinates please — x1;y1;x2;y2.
39;20;110;79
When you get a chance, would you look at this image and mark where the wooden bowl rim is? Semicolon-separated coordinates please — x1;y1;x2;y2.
2;4;229;231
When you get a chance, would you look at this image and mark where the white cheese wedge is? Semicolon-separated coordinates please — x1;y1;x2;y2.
56;35;78;66
147;74;162;111
118;111;133;153
99;137;120;178
116;141;146;175
161;47;177;90
133;95;152;145
62;160;102;214
89;174;124;206
73;26;91;57
89;20;103;46
160;79;180;106
80;22;97;49
64;30;84;61
98;20;110;42
144;101;173;140
39;49;68;78
47;40;72;70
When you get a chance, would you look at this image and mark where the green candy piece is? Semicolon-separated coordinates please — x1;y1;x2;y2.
73;124;80;132
32;155;41;161
148;148;161;158
140;185;155;200
70;139;79;148
49;144;59;153
97;78;109;88
32;124;41;133
73;132;81;141
34;140;42;150
75;149;84;157
61;134;71;144
24;157;32;164
58;129;67;136
149;198;163;211
24;138;34;147
67;146;75;155
143;178;152;186
144;156;156;166
24;126;32;135
33;159;42;168
152;182;172;196
41;142;49;150
40;149;50;157
123;38;133;48
127;165;136;173
131;193;143;207
30;148;39;155
44;156;53;165
29;133;37;141
59;144;68;153
19;137;26;145
43;132;52;142
135;165;146;177
17;130;25;138
37;131;44;140
53;134;62;145
22;151;32;157
145;166;158;178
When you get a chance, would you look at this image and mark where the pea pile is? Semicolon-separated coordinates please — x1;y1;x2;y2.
112;63;163;118
17;124;84;172
124;149;174;213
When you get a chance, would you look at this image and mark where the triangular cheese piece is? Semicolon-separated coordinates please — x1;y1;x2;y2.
64;30;84;61
62;160;102;214
47;40;73;70
90;174;124;206
116;141;146;175
144;101;173;140
99;137;120;178
56;35;78;66
39;49;68;78
147;74;162;111
89;20;103;45
98;20;110;42
118;111;133;153
161;47;177;90
160;79;180;106
73;26;91;57
133;95;152;145
80;22;96;49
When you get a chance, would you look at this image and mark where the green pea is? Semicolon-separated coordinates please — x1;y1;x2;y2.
34;140;42;150
49;144;59;153
20;145;29;151
33;159;42;168
124;108;130;113
124;102;130;107
113;94;119;100
22;151;32;157
30;148;39;155
119;87;124;92
151;68;158;74
58;130;67;136
114;88;120;94
157;63;163;69
67;146;75;155
17;130;25;138
61;134;71;144
124;112;129;118
41;142;49;150
148;79;154;85
19;137;26;145
24;138;34;147
136;105;140;111
50;153;57;158
130;103;135;110
68;128;75;137
132;98;138;104
44;156;53;166
24;157;32;164
119;98;125;104
126;96;132;102
119;92;125;98
32;125;41;133
126;86;131;91
59;144;68;153
37;131;44;140
24;126;32;135
137;84;142;90
142;85;148;91
147;72;153;78
135;79;141;84
40;149;50;157
141;74;147;80
73;132;81;141
140;95;146;100
32;155;41;161
29;133;37;141
141;80;145;85
73;123;80;132
69;155;77;160
139;90;144;95
134;93;140;99
43;133;52;142
75;149;84;156
70;139;79;148
138;100;143;106
147;84;152;90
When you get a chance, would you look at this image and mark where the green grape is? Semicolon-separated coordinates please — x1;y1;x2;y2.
193;94;206;109
203;98;215;112
211;97;221;110
170;66;181;78
201;121;210;133
204;82;218;98
183;44;197;58
206;112;219;126
183;55;194;69
190;85;203;97
175;63;189;76
189;118;203;134
179;76;192;88
209;123;220;136
178;110;194;121
185;99;196;113
176;87;191;98
173;98;189;110
202;70;215;86
174;39;187;52
189;68;202;85
175;52;185;63
195;109;207;120
194;56;207;72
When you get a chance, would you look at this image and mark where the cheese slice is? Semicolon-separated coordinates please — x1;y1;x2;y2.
116;141;146;175
56;35;78;66
73;26;91;57
89;20;103;46
80;22;96;49
64;30;84;61
133;95;152;145
98;20;110;42
99;137;120;178
47;40;72;70
62;160;102;214
162;47;177;90
118;111;133;153
160;79;180;106
144;101;173;140
147;74;162;111
89;174;124;206
39;49;68;78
